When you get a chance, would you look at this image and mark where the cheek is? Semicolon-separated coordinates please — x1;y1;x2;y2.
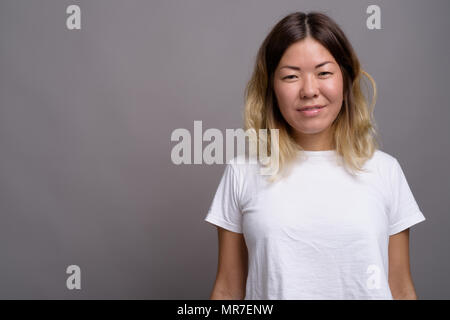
274;83;298;108
322;78;344;103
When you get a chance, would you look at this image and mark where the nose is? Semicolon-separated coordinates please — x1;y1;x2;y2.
300;74;319;99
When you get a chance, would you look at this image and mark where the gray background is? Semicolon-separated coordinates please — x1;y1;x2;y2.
0;0;448;299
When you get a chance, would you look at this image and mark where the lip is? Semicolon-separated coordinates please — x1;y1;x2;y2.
297;105;326;117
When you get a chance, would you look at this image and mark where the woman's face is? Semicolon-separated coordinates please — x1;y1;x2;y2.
273;37;344;149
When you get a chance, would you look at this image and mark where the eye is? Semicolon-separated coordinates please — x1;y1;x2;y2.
283;75;298;80
319;72;332;76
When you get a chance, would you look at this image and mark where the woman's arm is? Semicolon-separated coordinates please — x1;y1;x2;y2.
388;228;419;299
209;227;248;300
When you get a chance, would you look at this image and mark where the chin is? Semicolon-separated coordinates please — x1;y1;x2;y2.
294;124;331;135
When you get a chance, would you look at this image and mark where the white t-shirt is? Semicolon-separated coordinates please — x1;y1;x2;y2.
204;149;426;300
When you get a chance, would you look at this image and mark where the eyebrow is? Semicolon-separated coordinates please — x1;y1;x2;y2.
279;61;334;71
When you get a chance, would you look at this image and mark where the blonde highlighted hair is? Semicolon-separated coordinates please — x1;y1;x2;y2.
243;11;381;182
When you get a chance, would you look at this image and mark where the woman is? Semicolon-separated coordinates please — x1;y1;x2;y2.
204;11;426;300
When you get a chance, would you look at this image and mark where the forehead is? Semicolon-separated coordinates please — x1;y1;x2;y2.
278;38;337;67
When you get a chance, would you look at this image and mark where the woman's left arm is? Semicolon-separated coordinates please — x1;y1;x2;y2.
388;228;419;299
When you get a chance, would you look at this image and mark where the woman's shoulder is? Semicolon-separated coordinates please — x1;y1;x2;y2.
372;149;397;164
226;153;263;167
366;149;399;177
226;154;262;177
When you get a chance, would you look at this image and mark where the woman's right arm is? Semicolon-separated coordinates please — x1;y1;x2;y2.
209;226;248;300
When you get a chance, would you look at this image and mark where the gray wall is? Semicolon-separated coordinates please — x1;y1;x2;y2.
0;0;448;299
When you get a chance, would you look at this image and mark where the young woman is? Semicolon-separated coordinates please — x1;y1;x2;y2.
204;11;426;300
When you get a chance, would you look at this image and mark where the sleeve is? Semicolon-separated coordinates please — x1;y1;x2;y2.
387;158;426;236
204;163;243;234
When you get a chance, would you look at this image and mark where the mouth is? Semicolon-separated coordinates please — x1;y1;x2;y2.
296;105;326;117
296;105;326;111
